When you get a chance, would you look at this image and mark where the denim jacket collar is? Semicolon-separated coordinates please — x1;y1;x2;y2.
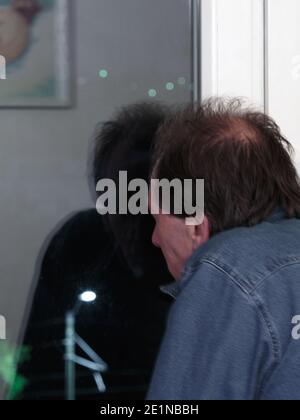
159;208;287;300
160;282;181;299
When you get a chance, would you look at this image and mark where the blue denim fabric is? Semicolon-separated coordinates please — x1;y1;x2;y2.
148;210;300;400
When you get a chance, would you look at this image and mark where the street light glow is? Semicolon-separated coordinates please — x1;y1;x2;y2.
79;291;97;303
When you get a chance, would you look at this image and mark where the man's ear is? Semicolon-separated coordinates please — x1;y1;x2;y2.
191;216;210;251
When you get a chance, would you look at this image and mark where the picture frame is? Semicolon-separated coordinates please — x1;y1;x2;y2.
0;0;71;108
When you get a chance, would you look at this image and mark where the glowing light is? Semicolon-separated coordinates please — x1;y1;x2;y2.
148;89;157;98
166;82;175;91
79;291;97;303
99;69;109;79
178;77;186;85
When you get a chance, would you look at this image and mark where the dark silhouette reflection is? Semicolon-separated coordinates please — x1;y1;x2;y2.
19;103;173;400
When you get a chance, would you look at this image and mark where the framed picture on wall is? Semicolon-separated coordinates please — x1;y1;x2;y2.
0;0;71;108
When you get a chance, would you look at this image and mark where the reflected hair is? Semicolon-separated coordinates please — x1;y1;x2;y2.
91;101;170;276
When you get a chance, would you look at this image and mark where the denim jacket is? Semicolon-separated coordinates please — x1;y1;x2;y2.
148;210;300;400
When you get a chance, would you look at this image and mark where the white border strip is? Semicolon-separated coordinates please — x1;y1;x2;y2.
191;0;201;103
200;0;265;109
263;0;269;113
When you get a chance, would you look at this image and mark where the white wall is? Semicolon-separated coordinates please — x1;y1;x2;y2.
0;0;192;349
201;0;300;171
201;0;265;108
266;0;300;169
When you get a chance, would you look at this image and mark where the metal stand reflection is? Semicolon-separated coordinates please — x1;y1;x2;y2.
64;299;108;400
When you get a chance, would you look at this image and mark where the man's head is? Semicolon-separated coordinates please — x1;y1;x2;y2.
151;98;300;280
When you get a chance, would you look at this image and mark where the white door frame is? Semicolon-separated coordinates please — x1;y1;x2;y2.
199;0;267;110
197;0;300;171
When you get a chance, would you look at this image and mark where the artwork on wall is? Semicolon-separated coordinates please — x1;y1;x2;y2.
0;0;71;107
